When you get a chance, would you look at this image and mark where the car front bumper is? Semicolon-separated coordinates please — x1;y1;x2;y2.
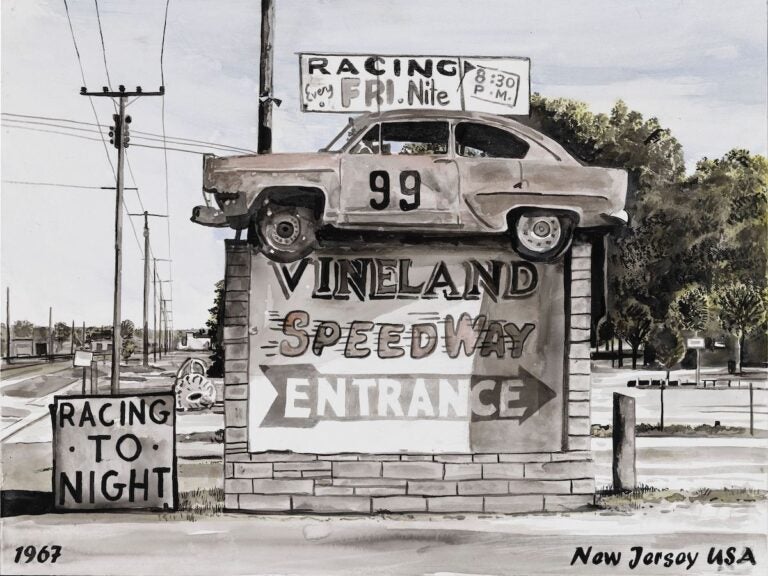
191;205;228;227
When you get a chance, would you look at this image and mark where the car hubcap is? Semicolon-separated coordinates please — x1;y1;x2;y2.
517;214;562;253
266;213;301;247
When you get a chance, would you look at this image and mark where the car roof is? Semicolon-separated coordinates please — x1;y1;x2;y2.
351;109;576;163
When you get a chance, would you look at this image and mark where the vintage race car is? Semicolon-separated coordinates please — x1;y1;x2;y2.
192;109;627;262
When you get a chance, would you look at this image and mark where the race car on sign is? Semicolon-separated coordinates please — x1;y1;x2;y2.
191;109;628;262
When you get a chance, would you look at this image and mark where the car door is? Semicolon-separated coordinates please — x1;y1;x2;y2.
453;121;529;231
339;120;460;227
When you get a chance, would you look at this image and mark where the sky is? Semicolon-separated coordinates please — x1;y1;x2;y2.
1;0;766;329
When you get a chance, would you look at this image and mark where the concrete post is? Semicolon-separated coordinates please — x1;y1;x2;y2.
612;392;636;492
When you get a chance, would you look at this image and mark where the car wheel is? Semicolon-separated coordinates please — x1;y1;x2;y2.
256;204;317;263
511;210;575;261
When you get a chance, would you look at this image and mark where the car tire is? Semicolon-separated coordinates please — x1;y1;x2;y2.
510;210;575;262
255;204;318;263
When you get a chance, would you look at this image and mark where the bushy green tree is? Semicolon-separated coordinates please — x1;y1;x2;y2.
53;322;72;350
12;320;33;339
613;300;654;369
715;283;766;373
206;280;225;377
650;324;686;430
121;320;136;361
670;287;710;333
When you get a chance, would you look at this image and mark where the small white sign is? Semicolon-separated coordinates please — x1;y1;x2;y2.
686;337;706;350
299;54;530;115
73;350;93;367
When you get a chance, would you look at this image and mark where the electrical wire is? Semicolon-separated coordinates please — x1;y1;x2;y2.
2;123;211;155
2;180;116;190
160;0;174;333
94;0;112;90
61;0;144;256
2;112;256;153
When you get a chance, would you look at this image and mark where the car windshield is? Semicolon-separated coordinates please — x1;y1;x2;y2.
322;121;361;152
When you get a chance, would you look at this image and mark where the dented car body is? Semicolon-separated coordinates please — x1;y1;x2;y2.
192;109;627;261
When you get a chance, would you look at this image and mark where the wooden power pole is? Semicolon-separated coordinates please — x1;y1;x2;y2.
80;85;164;393
129;211;167;367
257;0;276;154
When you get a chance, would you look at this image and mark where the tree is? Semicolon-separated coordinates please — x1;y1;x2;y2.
670;287;710;333
121;320;136;361
614;301;654;369
715;283;766;373
12;320;33;339
206;280;225;377
53;322;72;350
650;324;685;430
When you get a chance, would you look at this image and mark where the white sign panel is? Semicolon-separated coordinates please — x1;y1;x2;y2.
73;350;93;367
248;245;564;455
686;337;706;349
300;54;530;115
52;393;177;510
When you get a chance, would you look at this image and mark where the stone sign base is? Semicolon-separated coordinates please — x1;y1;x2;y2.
222;239;595;514
224;451;593;514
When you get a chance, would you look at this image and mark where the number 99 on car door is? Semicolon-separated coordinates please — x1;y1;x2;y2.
339;120;461;227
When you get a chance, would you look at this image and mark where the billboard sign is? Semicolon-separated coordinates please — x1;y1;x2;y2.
249;245;564;454
299;54;530;115
52;393;177;510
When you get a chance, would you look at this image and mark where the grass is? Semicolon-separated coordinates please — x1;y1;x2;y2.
159;487;225;522
596;485;767;511
591;423;766;438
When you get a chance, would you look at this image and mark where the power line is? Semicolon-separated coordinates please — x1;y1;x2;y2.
94;0;112;90
3;122;210;155
161;0;171;87
61;0;144;258
2;180;137;190
160;0;174;332
2;114;255;154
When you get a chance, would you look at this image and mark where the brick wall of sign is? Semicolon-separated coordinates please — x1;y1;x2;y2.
221;239;594;514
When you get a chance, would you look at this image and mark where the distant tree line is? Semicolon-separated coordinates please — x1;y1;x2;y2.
528;95;767;373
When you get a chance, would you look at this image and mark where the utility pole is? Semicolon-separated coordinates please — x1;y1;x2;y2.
129;212;167;366
257;0;277;154
70;320;75;355
80;85;164;393
162;299;172;354
153;260;157;362
48;306;53;359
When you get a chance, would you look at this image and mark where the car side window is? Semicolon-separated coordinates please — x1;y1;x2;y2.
380;121;449;155
455;122;530;159
348;125;380;154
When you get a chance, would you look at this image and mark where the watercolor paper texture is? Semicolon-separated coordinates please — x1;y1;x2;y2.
1;1;766;575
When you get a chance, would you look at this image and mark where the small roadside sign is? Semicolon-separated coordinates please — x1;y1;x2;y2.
686;337;706;349
52;393;177;510
73;350;93;368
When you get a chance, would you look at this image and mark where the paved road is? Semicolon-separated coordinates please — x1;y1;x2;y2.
1;504;765;575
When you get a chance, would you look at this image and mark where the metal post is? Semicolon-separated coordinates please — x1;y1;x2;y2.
70;320;75;355
612;393;636;492
48;306;53;360
90;360;98;394
82;366;87;394
695;348;700;387
82;321;86;349
257;0;275;154
153;259;157;363
749;382;754;436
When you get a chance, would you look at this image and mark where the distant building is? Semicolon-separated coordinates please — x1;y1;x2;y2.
178;331;211;351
